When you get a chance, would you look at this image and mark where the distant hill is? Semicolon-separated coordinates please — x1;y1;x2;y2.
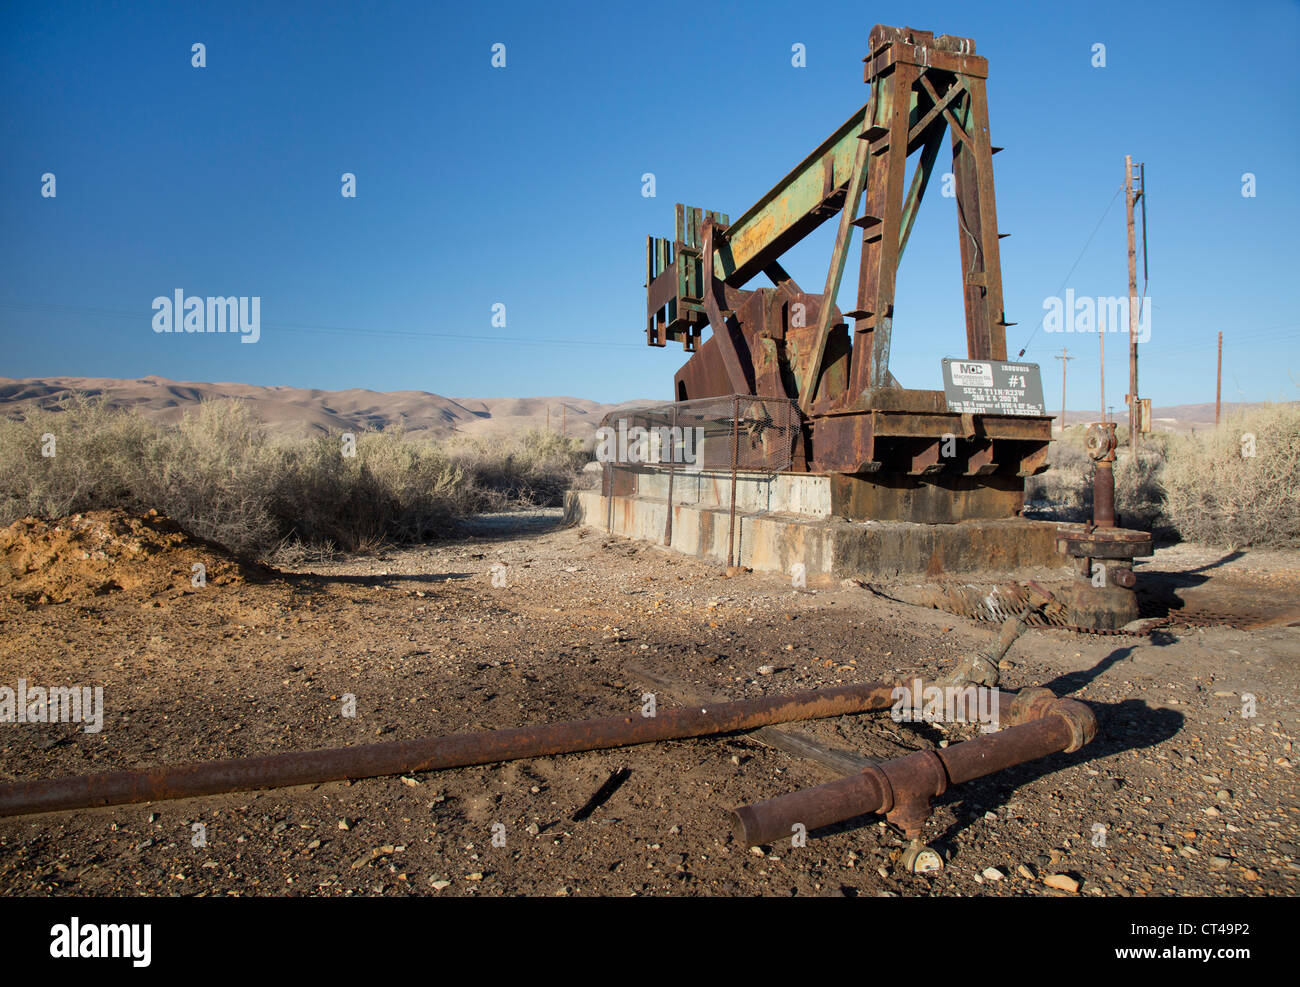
1061;401;1290;433
0;375;1282;439
0;375;656;442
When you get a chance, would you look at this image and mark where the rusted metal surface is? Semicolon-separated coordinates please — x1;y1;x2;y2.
701;219;753;396
1087;422;1119;527
895;578;1165;636
829;473;1026;525
663;403;677;546
799;95;871;411
638;26;1050;524
1093;462;1116;527
628;662;879;775
731;690;1097;845
808;389;1052;484
1053;421;1154;629
598;396;801;481
1056;525;1153;560
0;682;903;819
728;394;740;567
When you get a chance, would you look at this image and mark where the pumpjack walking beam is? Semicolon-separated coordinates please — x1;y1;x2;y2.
645;26;1013;410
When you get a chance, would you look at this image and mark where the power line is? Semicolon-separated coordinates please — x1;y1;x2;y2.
1146;322;1300;358
1039;322;1299;362
0;300;647;349
1015;183;1125;358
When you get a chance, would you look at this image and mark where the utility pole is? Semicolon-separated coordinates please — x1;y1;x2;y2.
546;405;551;432
1099;323;1106;422
1055;347;1075;435
560;403;566;437
1216;331;1223;425
1125;155;1144;449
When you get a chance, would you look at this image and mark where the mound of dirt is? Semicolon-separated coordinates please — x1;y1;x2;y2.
0;509;262;606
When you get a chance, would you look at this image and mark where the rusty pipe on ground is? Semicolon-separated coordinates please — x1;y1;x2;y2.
0;681;909;819
730;688;1096;846
939;583;1055;688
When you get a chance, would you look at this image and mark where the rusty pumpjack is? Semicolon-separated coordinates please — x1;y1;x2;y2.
645;25;1054;525
643;24;1150;627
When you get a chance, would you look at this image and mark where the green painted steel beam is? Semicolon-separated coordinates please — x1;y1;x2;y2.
712;102;871;287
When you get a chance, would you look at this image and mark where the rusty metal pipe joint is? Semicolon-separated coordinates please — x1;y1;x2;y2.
731;689;1095;846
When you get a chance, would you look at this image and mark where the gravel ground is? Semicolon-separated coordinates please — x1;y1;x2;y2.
0;509;1296;896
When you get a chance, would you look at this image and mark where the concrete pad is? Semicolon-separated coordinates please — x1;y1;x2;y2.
565;488;1068;579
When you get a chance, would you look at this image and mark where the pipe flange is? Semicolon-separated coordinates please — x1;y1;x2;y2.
1047;698;1097;753
1006;687;1057;726
860;763;894;815
918;749;949;799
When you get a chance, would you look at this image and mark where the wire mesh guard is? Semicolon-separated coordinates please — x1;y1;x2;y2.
595;395;802;476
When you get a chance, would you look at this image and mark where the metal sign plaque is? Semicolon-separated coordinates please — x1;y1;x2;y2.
941;358;1045;416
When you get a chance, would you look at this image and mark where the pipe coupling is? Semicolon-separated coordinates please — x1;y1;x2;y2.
860;763;894;815
1005;687;1058;726
1047;698;1097;753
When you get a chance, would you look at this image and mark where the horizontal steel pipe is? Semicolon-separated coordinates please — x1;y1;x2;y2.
731;693;1096;846
0;681;906;819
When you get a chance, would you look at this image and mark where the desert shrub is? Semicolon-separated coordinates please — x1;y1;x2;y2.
448;427;587;508
1025;425;1171;532
0;397;588;558
0;396;156;521
1023;426;1093;520
270;429;469;552
1027;407;1300;547
144;399;283;555
1161;404;1300;549
1114;433;1169;532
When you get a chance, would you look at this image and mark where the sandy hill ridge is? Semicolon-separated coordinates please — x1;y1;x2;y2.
1;375;1280;438
0;375;654;441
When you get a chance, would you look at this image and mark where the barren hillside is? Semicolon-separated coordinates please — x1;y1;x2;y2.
0;376;653;441
0;375;1276;439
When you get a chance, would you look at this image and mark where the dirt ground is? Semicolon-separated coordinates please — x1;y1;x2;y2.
0;509;1296;897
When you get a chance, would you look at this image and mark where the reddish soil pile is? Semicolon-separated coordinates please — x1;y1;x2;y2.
0;509;257;606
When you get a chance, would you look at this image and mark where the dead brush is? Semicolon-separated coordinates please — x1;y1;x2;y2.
0;397;589;559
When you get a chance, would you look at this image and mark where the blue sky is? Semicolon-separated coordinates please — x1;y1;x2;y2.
2;0;1297;408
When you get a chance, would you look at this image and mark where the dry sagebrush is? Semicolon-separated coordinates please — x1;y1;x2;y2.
1026;407;1300;548
0;398;587;558
1161;405;1300;549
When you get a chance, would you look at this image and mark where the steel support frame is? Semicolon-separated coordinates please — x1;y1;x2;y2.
640;26;1052;518
846;29;1008;401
